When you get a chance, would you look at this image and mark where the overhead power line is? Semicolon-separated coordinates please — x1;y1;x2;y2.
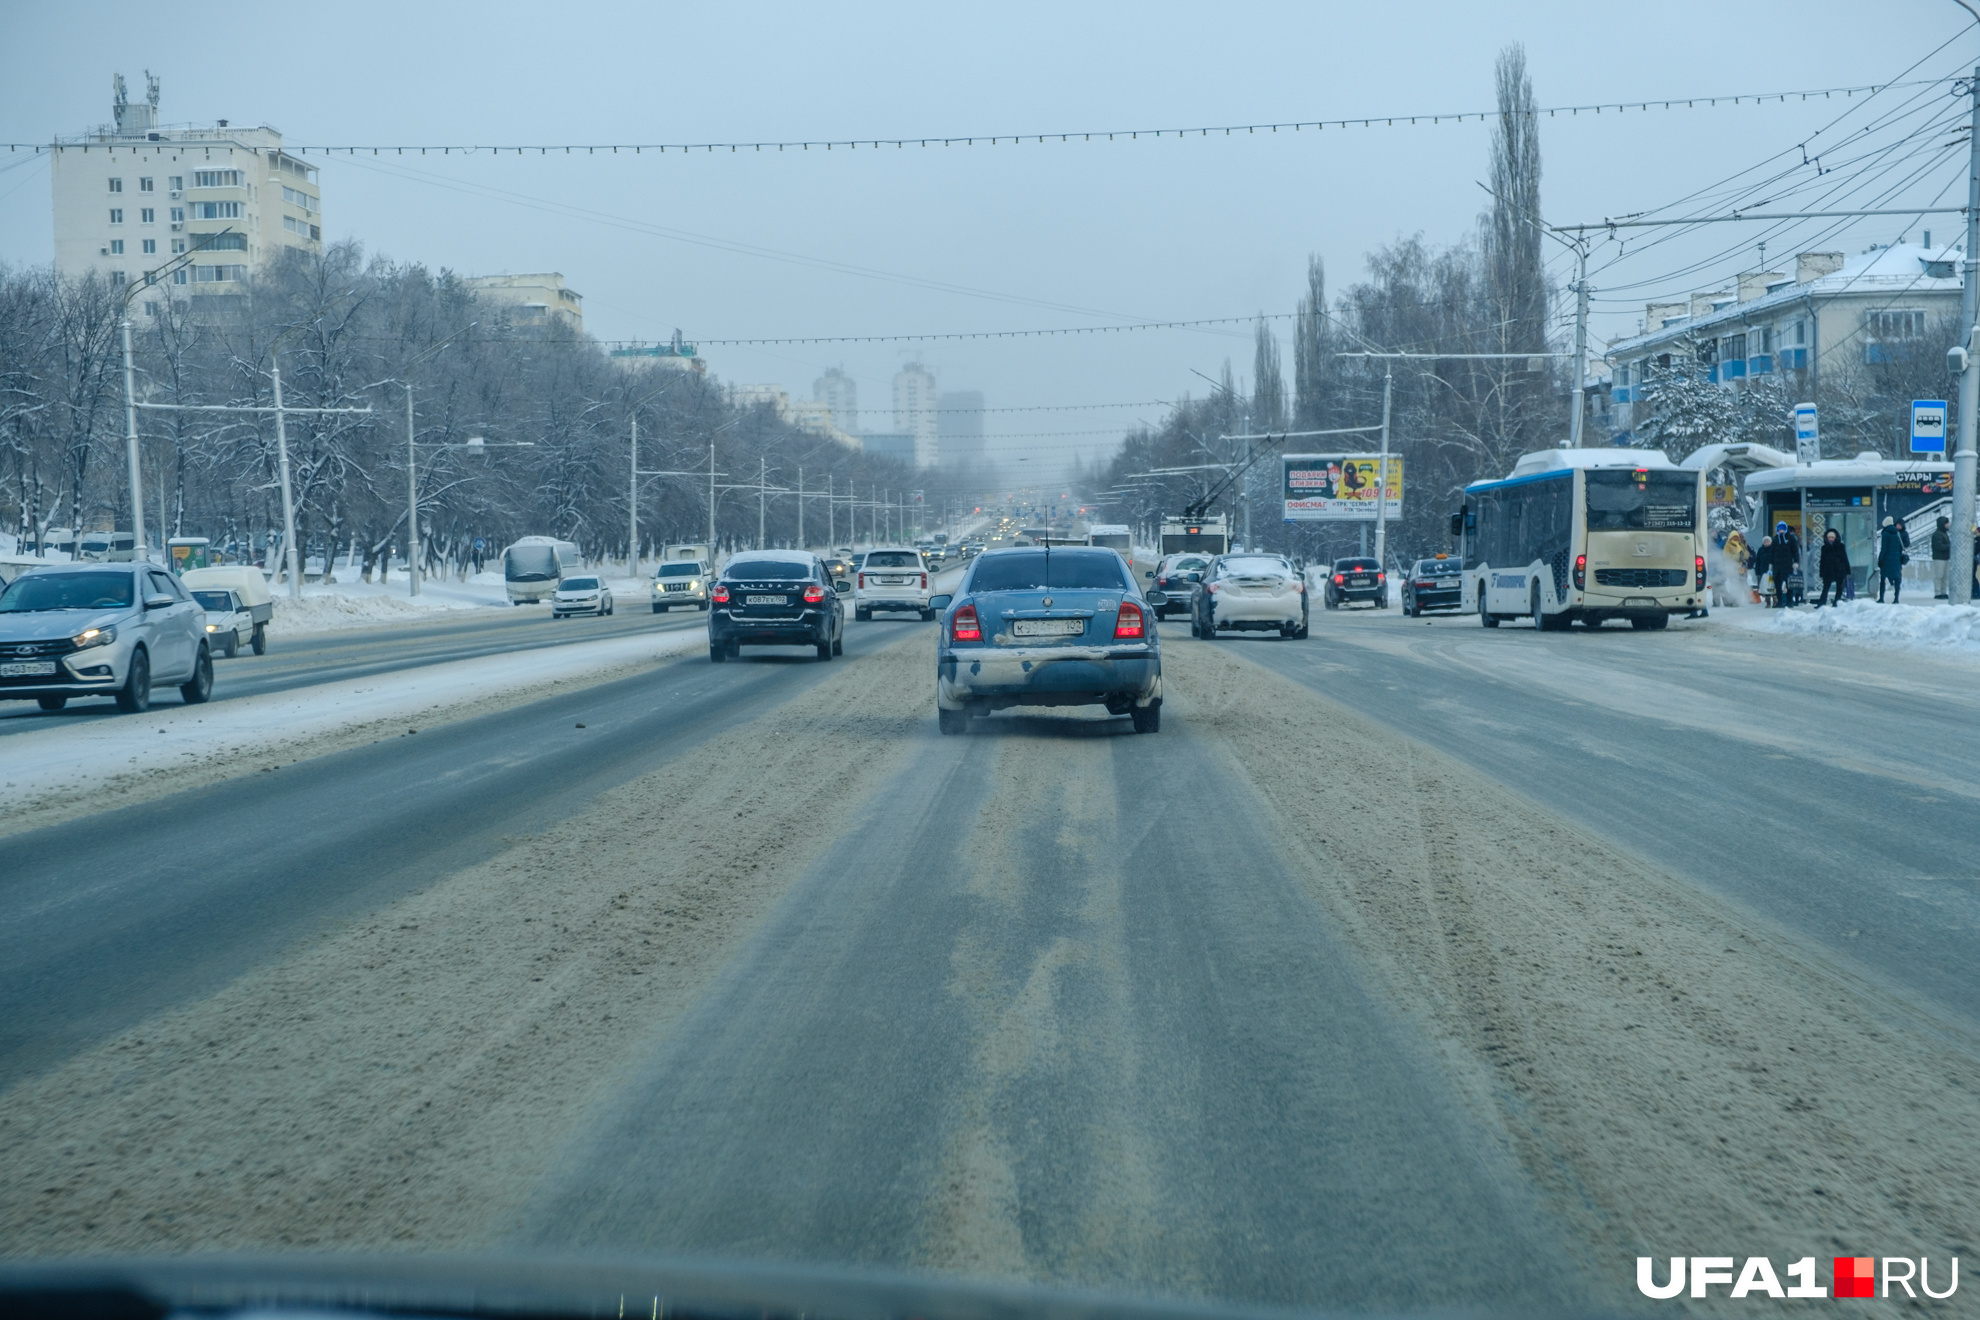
646;315;1299;348
11;79;1943;157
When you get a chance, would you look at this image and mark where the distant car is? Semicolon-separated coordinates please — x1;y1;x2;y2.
1188;553;1308;639
709;550;846;662
853;547;933;621
181;565;272;654
1146;553;1210;619
1323;557;1386;609
552;576;613;618
821;556;853;583
0;563;212;713
1401;556;1463;616
651;561;710;612
933;546;1161;734
190;587;254;657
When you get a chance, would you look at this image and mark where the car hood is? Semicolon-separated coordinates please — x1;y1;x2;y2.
0;606;132;641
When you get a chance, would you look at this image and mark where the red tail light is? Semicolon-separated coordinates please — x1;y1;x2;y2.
1573;553;1586;590
802;583;827;603
951;603;981;642
1114;600;1145;639
1695;554;1706;590
857;573;866;589
1333;574;1345;584
1376;572;1385;580
711;584;730;604
921;572;928;588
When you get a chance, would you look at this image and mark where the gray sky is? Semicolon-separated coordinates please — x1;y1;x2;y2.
2;0;1971;480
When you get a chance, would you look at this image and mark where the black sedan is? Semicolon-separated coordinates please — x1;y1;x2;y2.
1400;556;1464;616
1322;557;1387;609
708;550;847;662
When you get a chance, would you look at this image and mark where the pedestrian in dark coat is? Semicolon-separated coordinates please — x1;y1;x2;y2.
1932;515;1952;599
1816;529;1850;607
1877;516;1906;603
1767;532;1799;607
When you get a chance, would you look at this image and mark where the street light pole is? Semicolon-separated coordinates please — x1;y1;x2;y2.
120;316;147;562
1953;63;1980;606
406;383;420;595
629;413;640;576
1374;364;1394;574
1569;241;1591;447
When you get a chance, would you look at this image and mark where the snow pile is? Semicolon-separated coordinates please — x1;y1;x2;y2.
270;590;489;634
1746;599;1980;659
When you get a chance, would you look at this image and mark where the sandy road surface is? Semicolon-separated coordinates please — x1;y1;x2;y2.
3;628;1977;1313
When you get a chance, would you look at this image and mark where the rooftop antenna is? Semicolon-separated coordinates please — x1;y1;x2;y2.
1757;239;1766;271
145;70;160;109
113;73;128;115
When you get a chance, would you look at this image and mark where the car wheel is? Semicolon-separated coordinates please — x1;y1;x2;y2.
653;604;666;613
855;607;872;622
251;623;267;655
699;601;710;612
222;634;238;658
832;635;844;656
920;608;936;621
1295;614;1310;639
114;646;151;713
938;707;969;735
180;645;213;704
710;642;727;663
1131;703;1161;734
37;695;67;711
816;639;833;661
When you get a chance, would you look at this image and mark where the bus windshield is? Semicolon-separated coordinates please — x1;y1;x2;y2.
1585;469;1697;532
504;546;561;582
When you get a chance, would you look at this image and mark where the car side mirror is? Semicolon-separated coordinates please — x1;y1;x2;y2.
929;593;953;611
1187;571;1201;582
144;592;174;610
1145;590;1168;607
834;580;850;593
1142;569;1154;577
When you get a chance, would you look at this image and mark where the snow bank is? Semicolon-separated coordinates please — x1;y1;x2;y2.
1735;599;1980;659
0;628;708;828
270;591;487;633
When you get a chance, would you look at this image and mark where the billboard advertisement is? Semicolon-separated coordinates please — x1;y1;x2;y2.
1283;454;1404;521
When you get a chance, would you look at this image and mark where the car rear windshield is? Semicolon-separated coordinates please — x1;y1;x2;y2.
191;590;236;611
864;551;921;568
1171;556;1208;571
0;572;134;611
725;558;812;581
1335;559;1379;571
1220;556;1292;576
969;550;1128;592
561;577;599;590
658;564;701;578
1585;469;1697;531
1415;561;1461;576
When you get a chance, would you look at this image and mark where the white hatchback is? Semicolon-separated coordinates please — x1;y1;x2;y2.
551;575;614;618
853;547;932;621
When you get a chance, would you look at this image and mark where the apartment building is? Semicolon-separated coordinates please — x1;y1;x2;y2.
51;73;322;301
461;273;585;334
937;390;985;467
1604;242;1963;442
814;367;858;433
893;362;938;468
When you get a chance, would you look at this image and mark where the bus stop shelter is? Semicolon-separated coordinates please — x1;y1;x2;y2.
1744;455;1955;594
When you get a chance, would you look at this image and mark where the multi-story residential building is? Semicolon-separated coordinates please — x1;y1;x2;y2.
1604;243;1962;443
937;390;985;467
814;367;858;433
893;362;938;468
461;273;585;333
51;73;322;302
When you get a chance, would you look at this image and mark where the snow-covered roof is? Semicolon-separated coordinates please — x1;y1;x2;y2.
1606;243;1962;358
1678;442;1795;473
1085;524;1131;535
726;548;817;564
1510;447;1677;476
1745;454;1953;491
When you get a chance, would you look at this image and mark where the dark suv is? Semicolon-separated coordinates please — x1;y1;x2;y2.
1322;557;1386;609
708;551;847;662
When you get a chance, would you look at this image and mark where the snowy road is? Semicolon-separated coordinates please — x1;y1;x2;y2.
1230;606;1980;1023
5;610;1980;1313
0;602;707;737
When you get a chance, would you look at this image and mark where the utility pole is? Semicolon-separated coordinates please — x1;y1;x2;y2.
709;442;717;550
827;473;834;547
797;467;804;548
759;455;768;548
406;385;420;594
1569;241;1591;447
629;413;640;577
120;317;146;561
271;359;302;598
1374;364;1394;573
1954;63;1980;606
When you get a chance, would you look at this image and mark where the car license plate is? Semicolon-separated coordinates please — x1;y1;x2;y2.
881;576;906;584
1;661;56;677
665;584;686;592
1350;577;1371;586
746;595;788;606
1011;618;1083;637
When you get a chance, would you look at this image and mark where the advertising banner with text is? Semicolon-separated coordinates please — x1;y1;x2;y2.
1283;454;1404;521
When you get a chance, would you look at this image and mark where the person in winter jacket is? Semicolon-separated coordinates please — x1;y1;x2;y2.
1877;515;1906;603
1815;528;1851;606
1767;531;1799;607
1775;520;1802;572
1933;515;1952;599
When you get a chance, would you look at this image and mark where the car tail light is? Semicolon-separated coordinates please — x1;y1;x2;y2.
921;572;928;588
1573;554;1586;590
802;583;827;603
1333;573;1345;584
1376;572;1385;580
1114;601;1145;639
857;573;866;589
711;584;730;604
1695;554;1706;590
1206;582;1220;594
951;603;981;641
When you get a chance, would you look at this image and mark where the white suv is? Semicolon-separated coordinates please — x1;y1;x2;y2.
853;547;932;621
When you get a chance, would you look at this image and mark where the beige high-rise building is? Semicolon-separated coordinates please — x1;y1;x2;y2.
51;73;322;303
461;273;585;334
893;362;938;468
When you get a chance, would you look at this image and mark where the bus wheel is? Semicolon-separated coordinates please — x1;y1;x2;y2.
1631;614;1669;630
1479;588;1498;628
